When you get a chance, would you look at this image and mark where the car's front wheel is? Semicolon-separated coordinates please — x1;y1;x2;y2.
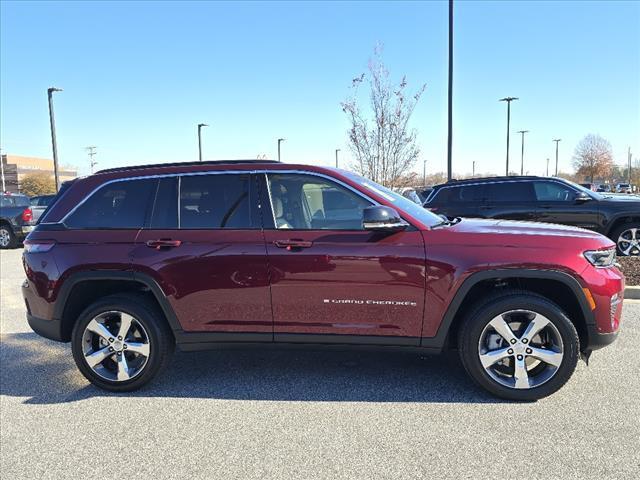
71;293;174;391
458;293;579;401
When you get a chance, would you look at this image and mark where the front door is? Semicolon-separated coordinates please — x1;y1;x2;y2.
132;173;272;336
261;173;426;344
532;180;600;230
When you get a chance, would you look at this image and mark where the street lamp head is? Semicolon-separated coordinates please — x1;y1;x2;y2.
198;123;208;128
517;130;530;134
553;138;562;142
278;138;285;142
48;87;63;93
499;96;518;102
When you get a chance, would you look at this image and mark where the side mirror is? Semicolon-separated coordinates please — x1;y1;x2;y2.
575;191;592;203
362;206;408;232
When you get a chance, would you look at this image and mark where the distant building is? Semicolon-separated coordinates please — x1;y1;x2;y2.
0;154;77;194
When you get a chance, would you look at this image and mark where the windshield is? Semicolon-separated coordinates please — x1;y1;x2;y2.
340;170;444;227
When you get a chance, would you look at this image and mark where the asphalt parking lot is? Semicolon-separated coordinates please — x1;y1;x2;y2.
1;248;639;479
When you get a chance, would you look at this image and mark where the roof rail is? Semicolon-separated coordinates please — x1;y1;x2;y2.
96;159;279;174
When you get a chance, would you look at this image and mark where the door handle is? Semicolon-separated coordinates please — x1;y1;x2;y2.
273;239;313;250
146;239;182;249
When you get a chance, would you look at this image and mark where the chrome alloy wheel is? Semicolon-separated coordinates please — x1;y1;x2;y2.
81;311;150;382
0;228;10;247
478;310;564;390
617;228;640;256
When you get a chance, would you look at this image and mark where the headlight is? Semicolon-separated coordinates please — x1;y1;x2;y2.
584;248;616;267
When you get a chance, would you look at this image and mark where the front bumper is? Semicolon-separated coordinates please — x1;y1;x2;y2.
27;313;65;342
585;324;619;351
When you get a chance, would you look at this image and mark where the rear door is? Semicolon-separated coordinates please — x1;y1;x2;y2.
480;181;538;221
261;172;426;343
132;173;272;336
427;184;485;218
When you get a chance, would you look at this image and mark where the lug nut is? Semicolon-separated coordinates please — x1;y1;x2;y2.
526;348;532;354
510;339;517;344
109;347;114;352
117;352;122;356
522;338;528;344
508;349;514;355
123;344;128;349
117;336;122;341
517;354;524;361
109;338;114;343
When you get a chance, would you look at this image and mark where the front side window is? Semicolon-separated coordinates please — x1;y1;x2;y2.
179;174;253;229
267;174;371;230
534;181;576;202
65;179;155;229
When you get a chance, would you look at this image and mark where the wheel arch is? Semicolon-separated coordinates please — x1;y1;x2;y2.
604;214;640;237
422;269;595;351
54;271;182;342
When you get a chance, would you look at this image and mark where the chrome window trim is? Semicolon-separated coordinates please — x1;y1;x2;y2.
430;178;580;203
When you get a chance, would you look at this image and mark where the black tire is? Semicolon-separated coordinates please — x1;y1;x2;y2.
458;292;579;401
610;222;640;256
0;224;17;249
71;293;174;392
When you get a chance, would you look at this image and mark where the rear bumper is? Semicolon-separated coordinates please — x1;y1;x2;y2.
27;313;65;342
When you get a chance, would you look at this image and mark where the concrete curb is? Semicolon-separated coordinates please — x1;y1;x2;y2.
625;286;640;300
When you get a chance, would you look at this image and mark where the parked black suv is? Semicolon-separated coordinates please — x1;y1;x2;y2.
425;176;640;256
0;193;34;248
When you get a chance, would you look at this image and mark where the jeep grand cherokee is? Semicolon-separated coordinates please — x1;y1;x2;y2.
23;161;624;400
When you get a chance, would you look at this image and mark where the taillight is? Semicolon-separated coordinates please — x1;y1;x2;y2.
24;240;56;253
22;208;33;223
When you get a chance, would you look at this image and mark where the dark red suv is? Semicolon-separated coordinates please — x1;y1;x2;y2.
23;161;625;400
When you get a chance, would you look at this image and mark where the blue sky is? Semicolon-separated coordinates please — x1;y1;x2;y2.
1;0;638;177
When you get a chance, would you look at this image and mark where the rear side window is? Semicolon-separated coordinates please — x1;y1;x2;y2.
432;184;485;204
65;179;156;229
179;174;253;229
485;182;535;202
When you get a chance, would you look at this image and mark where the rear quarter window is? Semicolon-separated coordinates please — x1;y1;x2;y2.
64;178;156;229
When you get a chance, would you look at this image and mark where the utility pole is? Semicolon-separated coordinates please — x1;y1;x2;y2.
553;139;561;176
446;0;454;181
546;158;550;177
0;150;5;192
423;158;427;185
517;130;529;176
86;146;97;174
628;147;632;185
472;160;476;178
197;123;208;161
47;87;63;191
499;97;518;176
335;148;340;168
277;138;285;162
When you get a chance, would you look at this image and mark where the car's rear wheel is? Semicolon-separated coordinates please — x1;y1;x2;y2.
71;294;174;391
611;222;640;256
0;224;16;249
458;293;579;401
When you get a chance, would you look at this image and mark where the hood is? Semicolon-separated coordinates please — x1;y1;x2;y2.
599;194;640;205
436;218;614;253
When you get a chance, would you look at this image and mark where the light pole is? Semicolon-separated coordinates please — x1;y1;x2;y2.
472;160;476;178
446;0;454;181
517;130;529;176
553;138;561;176
546;158;550;177
47;87;63;191
335;149;340;168
0;151;6;192
423;158;427;185
499;97;518;176
277;138;285;162
86;146;97;174
197;123;208;162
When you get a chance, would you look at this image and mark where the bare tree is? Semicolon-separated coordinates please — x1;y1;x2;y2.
572;134;614;183
341;47;426;188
